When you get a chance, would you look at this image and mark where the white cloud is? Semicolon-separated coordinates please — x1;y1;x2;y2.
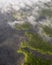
0;0;51;6
0;0;51;12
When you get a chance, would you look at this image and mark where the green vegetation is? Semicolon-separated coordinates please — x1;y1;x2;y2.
18;46;52;65
17;32;52;65
15;22;32;30
23;54;52;65
43;26;52;37
16;23;52;65
40;9;52;18
20;32;52;54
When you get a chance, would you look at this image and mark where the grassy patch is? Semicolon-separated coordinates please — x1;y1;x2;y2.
15;22;32;31
17;48;52;65
43;26;52;37
40;9;52;18
23;32;52;53
17;23;52;65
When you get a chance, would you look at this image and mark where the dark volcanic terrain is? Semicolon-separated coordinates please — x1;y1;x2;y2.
0;11;24;65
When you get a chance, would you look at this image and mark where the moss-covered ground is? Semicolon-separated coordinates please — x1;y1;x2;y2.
43;26;52;37
16;22;52;65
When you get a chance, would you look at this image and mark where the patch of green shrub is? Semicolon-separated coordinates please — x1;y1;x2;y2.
40;9;52;18
15;22;32;31
43;26;52;37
